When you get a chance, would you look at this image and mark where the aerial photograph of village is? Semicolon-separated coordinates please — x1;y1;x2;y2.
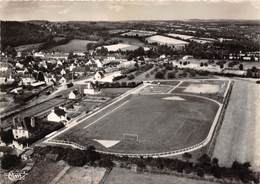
0;0;259;184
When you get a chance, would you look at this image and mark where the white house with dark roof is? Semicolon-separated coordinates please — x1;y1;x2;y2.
83;81;100;95
47;106;68;123
94;59;103;68
68;90;80;100
12;116;36;140
94;71;105;81
59;77;67;85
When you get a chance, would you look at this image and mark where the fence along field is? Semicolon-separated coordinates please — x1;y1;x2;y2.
52;80;229;156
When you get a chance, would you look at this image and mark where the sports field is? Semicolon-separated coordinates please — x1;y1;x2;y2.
52;79;230;156
171;80;229;103
57;92;219;154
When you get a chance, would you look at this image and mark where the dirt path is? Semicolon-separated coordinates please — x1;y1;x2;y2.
213;80;260;171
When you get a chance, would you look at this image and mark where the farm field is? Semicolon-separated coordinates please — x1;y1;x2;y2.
100;43;149;52
48;39;96;52
121;30;156;37
105;167;218;184
167;33;194;40
213;80;260;171
56;90;219;154
108;29;128;34
110;37;145;46
146;35;189;46
18;160;66;184
14;43;43;52
56;167;106;184
189;38;215;44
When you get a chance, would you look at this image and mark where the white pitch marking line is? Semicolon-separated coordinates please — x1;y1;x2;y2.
83;100;129;129
167;81;183;94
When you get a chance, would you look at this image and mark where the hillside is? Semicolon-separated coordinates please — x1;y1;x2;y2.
0;21;52;50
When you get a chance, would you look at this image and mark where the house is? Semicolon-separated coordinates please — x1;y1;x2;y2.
59;77;67;85
15;62;24;69
182;55;193;60
94;59;103;68
94;71;105;81
57;60;63;66
73;52;85;57
0;62;10;72
33;52;45;58
74;67;87;77
16;68;28;75
68;90;80;100
60;69;66;75
45;75;56;85
30;81;46;88
47;106;68;123
21;77;36;86
159;55;166;59
45;52;69;60
12;116;36;140
83;81;100;95
10;87;23;94
0;69;14;85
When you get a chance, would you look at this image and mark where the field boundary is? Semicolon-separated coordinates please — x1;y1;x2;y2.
206;81;234;157
45;80;232;158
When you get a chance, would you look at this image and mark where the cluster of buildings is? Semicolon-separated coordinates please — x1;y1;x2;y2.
228;51;260;62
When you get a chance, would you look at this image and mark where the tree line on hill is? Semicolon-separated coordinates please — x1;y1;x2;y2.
1;21;52;51
184;40;260;60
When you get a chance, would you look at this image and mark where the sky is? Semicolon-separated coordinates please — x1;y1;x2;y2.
0;0;260;21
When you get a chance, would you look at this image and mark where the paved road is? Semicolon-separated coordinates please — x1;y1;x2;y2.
213;80;260;171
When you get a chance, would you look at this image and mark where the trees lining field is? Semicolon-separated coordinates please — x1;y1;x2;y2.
57;93;219;154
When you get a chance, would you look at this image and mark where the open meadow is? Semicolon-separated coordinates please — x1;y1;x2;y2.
105;167;219;184
48;39;96;52
213;80;260;171
56;167;106;184
146;35;189;46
